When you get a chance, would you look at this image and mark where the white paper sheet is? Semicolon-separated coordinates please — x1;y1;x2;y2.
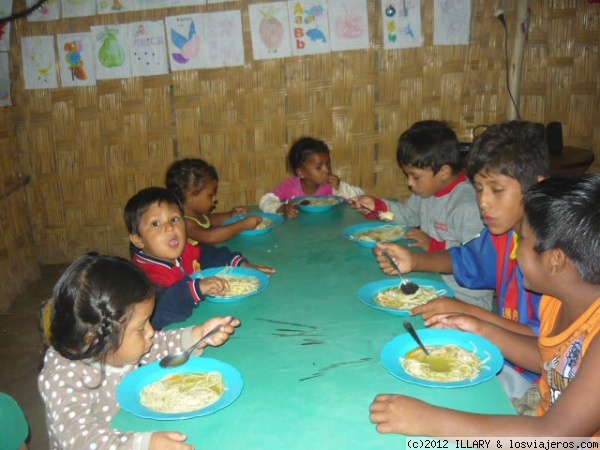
382;0;423;49
433;0;471;45
328;0;369;52
62;0;96;19
57;33;97;87
22;36;59;89
91;24;132;79
288;0;331;56
249;2;292;60
129;21;169;76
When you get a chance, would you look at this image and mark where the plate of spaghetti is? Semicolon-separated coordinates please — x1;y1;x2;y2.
193;266;270;303
222;212;284;236
380;329;503;388
295;195;343;212
117;357;243;420
357;277;454;316
342;222;409;248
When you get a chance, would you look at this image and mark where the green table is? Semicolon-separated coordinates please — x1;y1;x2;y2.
113;204;514;448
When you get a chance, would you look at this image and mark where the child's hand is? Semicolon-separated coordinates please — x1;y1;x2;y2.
373;243;414;274
199;276;229;297
150;431;194;450
241;261;276;275
370;394;432;435
348;195;376;215
193;315;241;348
230;205;248;217
425;313;483;334
282;201;299;219
240;215;263;230
327;173;341;190
405;228;431;251
411;297;471;321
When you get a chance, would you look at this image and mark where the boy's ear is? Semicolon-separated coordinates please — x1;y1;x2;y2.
438;164;453;180
129;233;145;250
546;248;567;276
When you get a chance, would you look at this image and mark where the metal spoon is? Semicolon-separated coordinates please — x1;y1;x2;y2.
159;323;228;369
403;321;430;356
382;252;419;295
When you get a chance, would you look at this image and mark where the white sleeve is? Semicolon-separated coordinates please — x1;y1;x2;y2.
259;193;284;214
334;181;364;199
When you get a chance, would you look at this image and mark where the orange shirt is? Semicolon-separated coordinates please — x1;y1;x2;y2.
537;294;600;436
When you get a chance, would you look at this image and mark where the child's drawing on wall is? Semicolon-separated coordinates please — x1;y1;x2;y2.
433;0;471;45
202;10;245;68
91;25;132;79
129;21;169;76
57;33;96;87
249;2;292;60
0;0;13;51
288;0;331;56
165;14;202;71
96;0;133;14
62;0;96;19
328;0;369;52
21;36;58;89
0;51;12;106
382;0;423;49
26;0;59;21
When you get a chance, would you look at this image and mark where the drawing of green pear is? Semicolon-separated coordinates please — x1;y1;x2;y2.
97;28;125;67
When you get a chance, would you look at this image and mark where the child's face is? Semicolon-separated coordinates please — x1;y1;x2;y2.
130;201;186;263
297;152;331;187
106;297;155;367
516;218;547;293
473;170;524;235
401;164;446;198
186;179;218;216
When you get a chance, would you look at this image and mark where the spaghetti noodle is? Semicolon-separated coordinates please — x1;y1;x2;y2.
140;371;226;413
216;267;260;297
301;196;339;206
352;225;406;243
374;285;437;310
255;218;273;230
401;344;488;382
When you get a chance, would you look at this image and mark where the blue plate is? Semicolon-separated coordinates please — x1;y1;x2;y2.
380;329;503;388
117;357;243;420
342;222;409;248
192;266;270;303
358;277;454;316
295;195;343;213
221;212;283;236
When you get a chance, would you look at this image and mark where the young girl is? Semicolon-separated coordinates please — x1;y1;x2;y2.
166;158;263;245
259;137;364;219
39;253;240;450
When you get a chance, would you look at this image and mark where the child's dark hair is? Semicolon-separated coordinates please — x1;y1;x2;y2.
124;187;184;236
41;253;154;364
165;158;219;204
467;121;549;192
396;120;461;174
523;174;600;284
288;137;330;172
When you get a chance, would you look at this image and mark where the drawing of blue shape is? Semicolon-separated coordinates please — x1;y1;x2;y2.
401;24;414;39
304;5;324;23
306;28;327;43
171;21;197;64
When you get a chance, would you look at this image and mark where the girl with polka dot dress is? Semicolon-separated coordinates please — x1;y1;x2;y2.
38;253;239;450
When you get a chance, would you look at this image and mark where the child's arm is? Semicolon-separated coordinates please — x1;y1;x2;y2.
150;280;205;330
370;337;600;436
190;315;241;346
186;215;263;245
415;300;537;336
259;193;299;218
374;242;454;275
209;206;249;227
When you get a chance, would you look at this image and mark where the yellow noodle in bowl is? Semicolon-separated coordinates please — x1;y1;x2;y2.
215;267;260;297
352;225;406;243
140;371;226;413
374;285;438;310
401;345;488;382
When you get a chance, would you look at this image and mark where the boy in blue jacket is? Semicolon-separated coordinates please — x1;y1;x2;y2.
374;121;549;406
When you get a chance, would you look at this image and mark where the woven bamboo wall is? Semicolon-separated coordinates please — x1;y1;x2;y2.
4;0;600;264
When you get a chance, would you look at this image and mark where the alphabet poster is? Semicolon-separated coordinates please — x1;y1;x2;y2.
91;24;132;79
0;0;13;51
328;0;369;52
21;36;59;89
249;2;292;60
433;0;471;45
129;21;169;77
288;0;331;56
382;0;423;49
57;33;97;87
0;52;11;106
